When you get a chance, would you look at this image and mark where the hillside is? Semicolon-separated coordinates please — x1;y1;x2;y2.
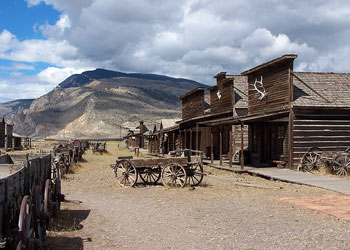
0;69;207;139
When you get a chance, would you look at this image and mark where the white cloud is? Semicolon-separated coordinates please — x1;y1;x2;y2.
1;0;350;102
37;66;92;85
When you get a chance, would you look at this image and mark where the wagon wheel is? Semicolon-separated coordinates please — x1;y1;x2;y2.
115;160;138;187
17;196;38;250
345;147;350;153
186;162;204;186
33;185;47;249
232;150;240;163
44;179;57;218
300;147;323;172
139;167;161;184
53;177;62;212
162;163;187;188
332;153;350;176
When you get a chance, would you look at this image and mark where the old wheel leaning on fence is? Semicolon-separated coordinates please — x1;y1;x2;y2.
300;147;323;172
186;162;204;186
139;167;161;185
332;153;350;176
17;196;38;250
115;160;138;187
162;163;187;188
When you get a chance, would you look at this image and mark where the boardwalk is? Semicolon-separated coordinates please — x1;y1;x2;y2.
205;160;350;195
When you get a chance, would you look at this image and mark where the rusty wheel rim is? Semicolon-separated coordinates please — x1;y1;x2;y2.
301;152;322;172
115;160;138;187
17;196;37;250
187;163;204;186
162;163;187;188
332;154;350;176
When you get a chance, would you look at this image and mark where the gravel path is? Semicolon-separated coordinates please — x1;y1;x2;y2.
47;143;350;250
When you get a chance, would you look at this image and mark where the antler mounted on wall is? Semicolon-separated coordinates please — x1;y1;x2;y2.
250;76;267;101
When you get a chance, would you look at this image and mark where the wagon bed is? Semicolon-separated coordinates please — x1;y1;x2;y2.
113;150;204;188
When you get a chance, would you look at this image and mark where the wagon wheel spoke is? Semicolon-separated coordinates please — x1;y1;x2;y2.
187;163;204;186
162;163;187;188
115;160;138;187
332;154;350;176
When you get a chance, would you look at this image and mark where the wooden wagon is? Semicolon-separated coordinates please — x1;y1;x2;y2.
299;147;350;176
113;149;204;187
0;154;62;249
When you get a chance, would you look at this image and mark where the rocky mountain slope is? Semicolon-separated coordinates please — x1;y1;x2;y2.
0;69;207;139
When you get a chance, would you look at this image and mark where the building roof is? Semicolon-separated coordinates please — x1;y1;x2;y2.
135;124;149;133
179;87;205;100
161;119;180;130
241;54;297;75
293;72;350;107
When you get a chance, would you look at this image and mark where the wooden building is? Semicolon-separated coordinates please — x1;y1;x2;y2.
240;54;350;169
124;121;149;149
147;122;161;154
178;73;249;164
147;119;180;154
0;117;5;149
5;123;13;150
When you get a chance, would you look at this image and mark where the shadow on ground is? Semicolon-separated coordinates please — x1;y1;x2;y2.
47;236;92;250
49;209;90;232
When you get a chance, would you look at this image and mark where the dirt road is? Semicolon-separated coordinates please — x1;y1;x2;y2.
47;142;350;250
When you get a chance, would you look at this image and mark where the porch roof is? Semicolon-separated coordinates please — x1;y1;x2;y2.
293;72;350;108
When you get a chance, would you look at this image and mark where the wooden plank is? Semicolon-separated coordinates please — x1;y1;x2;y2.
131;157;188;167
240;123;244;170
219;127;222;166
211;130;214;164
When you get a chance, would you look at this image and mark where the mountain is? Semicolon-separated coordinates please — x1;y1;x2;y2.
0;99;34;119
0;69;207;139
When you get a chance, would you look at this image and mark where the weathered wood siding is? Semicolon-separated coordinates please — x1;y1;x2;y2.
5;124;13;149
248;61;292;115
232;124;249;153
181;90;204;120
0;120;4;148
292;108;350;168
210;81;233;114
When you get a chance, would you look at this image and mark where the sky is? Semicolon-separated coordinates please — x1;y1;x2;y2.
1;0;350;103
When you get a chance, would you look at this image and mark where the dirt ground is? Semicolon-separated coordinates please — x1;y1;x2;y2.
45;142;350;250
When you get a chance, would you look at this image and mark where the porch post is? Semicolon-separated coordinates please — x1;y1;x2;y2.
229;130;233;168
184;129;187;149
190;128;193;150
179;130;182;149
196;124;199;151
240;122;244;170
172;132;175;151
219;126;223;166
211;129;214;164
288;109;294;169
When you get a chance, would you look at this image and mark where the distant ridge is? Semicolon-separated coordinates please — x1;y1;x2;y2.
0;68;208;139
59;68;206;88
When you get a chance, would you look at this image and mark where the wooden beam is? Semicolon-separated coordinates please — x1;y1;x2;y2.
172;132;175;151
184;129;187;149
289;68;294;169
240;123;244;170
219;127;223;166
190;128;193;150
211;129;214;164
179;130;182;149
196;124;199;151
229;130;233;168
288;109;294;169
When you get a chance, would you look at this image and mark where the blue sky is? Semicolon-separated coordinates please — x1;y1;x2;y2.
1;0;350;103
0;0;59;77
